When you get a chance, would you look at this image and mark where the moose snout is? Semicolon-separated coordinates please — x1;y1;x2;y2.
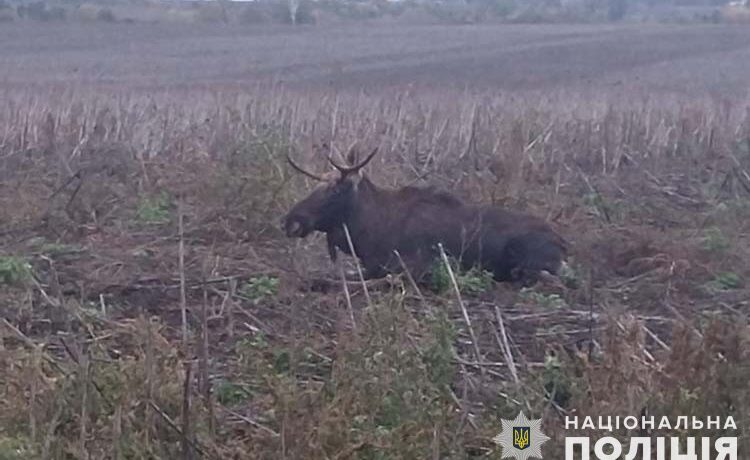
282;214;307;238
286;220;303;237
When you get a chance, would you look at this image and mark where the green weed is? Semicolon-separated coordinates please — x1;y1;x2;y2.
40;243;82;255
215;380;253;405
584;192;620;222
701;227;730;253
135;191;171;225
422;312;457;390
0;436;37;460
429;257;493;295
541;354;574;408
0;256;32;286
240;275;279;303
558;260;581;289
705;272;743;291
519;288;567;308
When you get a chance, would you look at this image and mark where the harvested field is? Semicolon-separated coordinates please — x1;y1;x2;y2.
0;21;749;459
1;22;750;93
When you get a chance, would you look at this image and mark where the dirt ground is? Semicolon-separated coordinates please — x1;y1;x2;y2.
1;22;750;94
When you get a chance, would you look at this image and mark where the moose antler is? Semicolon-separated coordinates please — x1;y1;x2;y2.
286;154;327;182
327;147;379;174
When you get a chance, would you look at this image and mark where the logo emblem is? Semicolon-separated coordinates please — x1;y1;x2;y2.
493;412;549;460
513;427;530;450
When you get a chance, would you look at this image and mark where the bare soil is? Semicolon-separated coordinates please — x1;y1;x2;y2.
1;22;750;95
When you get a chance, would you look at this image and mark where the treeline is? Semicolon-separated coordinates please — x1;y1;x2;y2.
0;0;745;25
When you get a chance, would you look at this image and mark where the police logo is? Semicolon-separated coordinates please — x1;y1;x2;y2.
513;427;530;450
493;412;549;460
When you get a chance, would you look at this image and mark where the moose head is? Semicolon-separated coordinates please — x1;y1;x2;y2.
282;147;379;239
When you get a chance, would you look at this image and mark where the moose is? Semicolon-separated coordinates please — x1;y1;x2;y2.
282;148;566;285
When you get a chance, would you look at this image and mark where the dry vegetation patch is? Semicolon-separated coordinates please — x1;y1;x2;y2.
0;86;749;458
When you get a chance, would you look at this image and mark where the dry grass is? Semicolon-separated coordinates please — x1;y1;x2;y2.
0;84;747;458
0;21;749;457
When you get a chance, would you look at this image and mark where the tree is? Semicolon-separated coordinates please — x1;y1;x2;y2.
288;0;299;25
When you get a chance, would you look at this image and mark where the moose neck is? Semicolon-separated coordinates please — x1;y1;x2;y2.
332;176;381;251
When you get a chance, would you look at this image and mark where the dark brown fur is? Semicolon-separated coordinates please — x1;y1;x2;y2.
283;161;566;284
